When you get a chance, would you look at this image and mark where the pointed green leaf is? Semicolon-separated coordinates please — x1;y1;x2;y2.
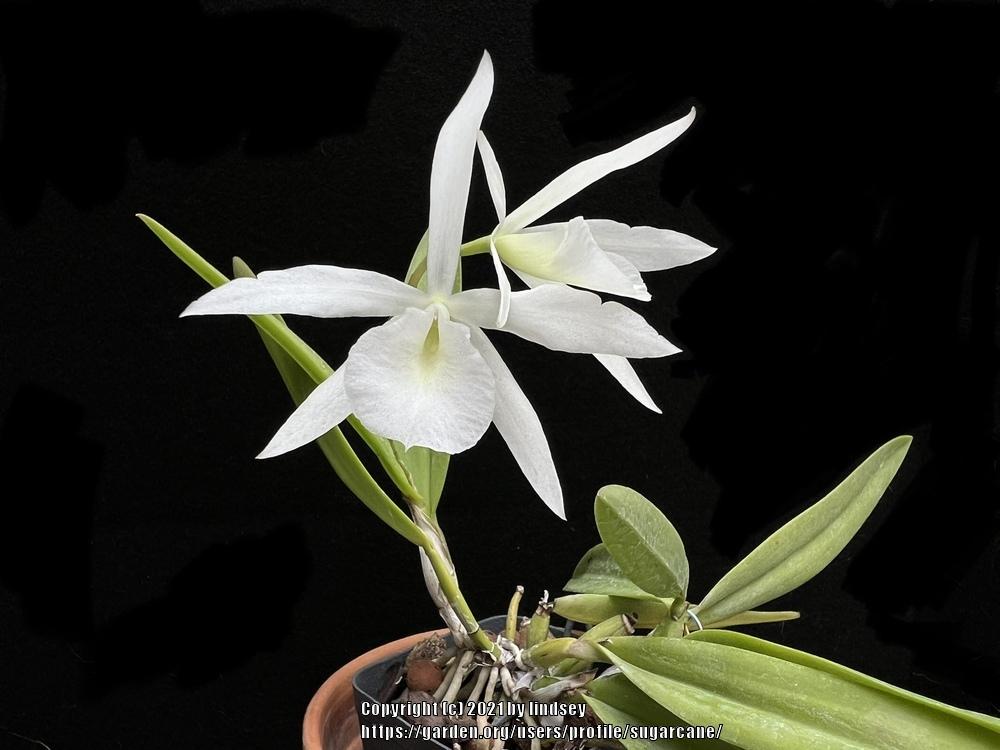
600;634;1000;749
586;674;732;749
696;436;912;626
232;256;314;398
596;485;689;599
689;630;1000;735
701;610;799;629
565;544;661;600
554;593;671;628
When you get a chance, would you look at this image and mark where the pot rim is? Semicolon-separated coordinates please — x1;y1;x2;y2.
302;628;446;750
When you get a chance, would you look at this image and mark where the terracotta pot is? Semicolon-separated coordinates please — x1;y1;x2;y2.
302;628;444;750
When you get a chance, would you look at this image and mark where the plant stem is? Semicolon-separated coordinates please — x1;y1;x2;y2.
421;541;499;657
505;586;524;641
460;236;491;256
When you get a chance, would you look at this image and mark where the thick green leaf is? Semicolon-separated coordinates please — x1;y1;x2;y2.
596;485;689;599
600;635;1000;749
565;544;661;600
689;630;1000;735
554;593;671;628
586;674;731;749
696;436;912;626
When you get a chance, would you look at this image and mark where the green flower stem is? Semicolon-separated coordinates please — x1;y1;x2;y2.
460;235;491;256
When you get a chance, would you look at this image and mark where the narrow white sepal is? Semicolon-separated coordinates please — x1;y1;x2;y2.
499;107;696;234
593;354;662;413
451;285;678;358
468;327;565;519
585;219;717;272
181;266;429;319
489;236;512;327
427;52;495;297
257;368;351;459
476;130;507;223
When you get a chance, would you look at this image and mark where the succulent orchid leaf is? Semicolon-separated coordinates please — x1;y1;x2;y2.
554;593;671;628
587;673;731;749
596;485;689;599
695;436;911;626
599;633;1000;749
564;544;661;600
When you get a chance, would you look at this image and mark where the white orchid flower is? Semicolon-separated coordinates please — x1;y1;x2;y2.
474;113;716;413
178;53;679;519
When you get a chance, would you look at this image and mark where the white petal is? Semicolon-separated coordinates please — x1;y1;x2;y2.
499;108;696;233
586;219;716;272
475;132;513;324
494;217;649;300
489;237;512;327
182;266;429;318
446;287;504;326
476;131;506;222
605;252;650;300
450;285;680;359
511;257;648;309
593;354;662;413
510;266;555;289
467;327;564;519
427;52;495;297
257;368;352;458
344;308;495;454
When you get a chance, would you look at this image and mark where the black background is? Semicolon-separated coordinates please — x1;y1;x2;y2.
1;1;998;748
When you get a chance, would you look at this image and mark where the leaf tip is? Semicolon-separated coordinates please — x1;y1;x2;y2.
232;256;256;279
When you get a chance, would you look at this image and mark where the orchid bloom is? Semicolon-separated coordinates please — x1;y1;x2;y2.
178;53;679;519
474;115;716;412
